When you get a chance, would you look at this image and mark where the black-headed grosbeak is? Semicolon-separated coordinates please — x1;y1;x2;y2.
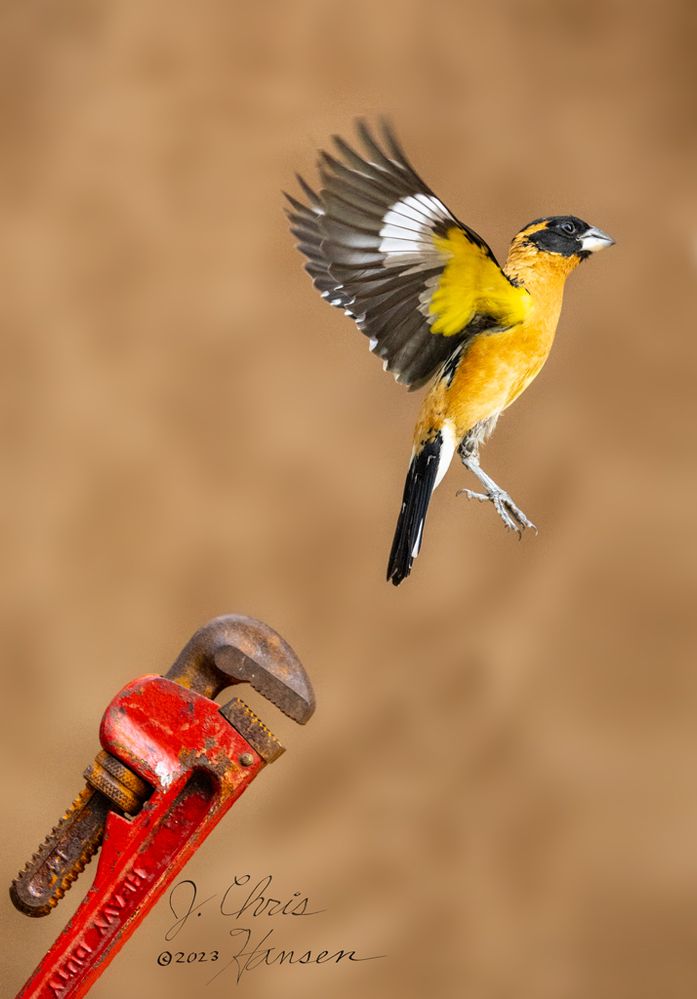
286;122;614;585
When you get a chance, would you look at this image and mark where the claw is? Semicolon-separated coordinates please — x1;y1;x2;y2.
457;458;537;537
492;493;521;533
456;488;489;504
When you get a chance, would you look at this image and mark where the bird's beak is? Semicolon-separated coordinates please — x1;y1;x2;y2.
580;226;615;253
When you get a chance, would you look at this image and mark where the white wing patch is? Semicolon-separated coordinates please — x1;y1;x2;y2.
385;193;454;226
378;195;454;271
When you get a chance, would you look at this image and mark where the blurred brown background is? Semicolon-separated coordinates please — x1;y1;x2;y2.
1;1;696;997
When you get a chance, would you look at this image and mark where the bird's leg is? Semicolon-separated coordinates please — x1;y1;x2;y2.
457;451;537;536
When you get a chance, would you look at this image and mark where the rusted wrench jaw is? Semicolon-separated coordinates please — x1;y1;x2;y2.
166;614;315;765
166;614;315;724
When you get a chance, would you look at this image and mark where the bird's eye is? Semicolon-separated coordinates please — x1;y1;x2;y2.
560;221;575;235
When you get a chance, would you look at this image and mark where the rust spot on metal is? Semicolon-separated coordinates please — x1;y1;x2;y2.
165;615;315;723
10;787;112;917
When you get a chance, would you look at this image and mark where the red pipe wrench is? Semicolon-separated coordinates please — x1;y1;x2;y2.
10;615;315;998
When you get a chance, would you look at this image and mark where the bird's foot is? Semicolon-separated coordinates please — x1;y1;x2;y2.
456;486;537;537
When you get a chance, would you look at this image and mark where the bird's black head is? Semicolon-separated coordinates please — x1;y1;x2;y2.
517;216;615;260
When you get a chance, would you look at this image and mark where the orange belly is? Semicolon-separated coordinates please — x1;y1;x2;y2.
414;315;559;443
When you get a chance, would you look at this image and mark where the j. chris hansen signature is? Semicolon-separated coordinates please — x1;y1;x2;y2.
162;874;385;985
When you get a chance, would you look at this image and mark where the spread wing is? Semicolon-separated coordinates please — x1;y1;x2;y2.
285;120;529;390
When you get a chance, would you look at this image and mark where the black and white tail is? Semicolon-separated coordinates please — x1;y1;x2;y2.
387;428;455;586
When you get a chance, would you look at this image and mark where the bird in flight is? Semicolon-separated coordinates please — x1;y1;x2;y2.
285;121;614;585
